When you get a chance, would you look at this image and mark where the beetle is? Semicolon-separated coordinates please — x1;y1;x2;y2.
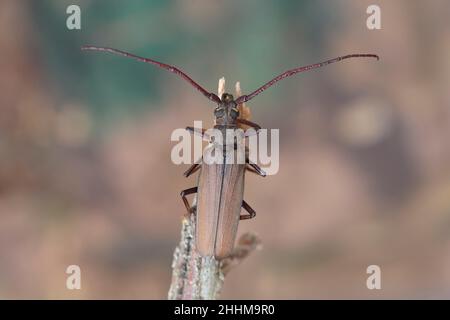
181;88;266;260
81;45;379;258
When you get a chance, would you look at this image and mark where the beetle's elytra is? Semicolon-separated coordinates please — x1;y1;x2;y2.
82;45;379;259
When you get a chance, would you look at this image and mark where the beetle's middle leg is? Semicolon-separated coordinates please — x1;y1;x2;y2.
240;200;256;220
237;145;266;177
246;163;266;177
183;162;201;177
180;186;198;215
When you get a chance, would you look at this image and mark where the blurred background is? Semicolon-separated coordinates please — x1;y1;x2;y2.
1;0;450;299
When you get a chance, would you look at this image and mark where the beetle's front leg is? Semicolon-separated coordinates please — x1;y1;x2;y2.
236;118;261;132
240;200;256;220
245;148;266;177
180;186;198;215
236;119;262;138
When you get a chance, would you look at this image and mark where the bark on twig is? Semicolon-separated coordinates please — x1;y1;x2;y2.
168;78;261;300
168;212;224;300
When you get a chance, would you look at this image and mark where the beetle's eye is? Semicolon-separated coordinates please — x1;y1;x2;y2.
214;107;225;117
230;108;239;119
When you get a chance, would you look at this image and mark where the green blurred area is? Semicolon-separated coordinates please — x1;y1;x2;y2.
30;0;337;127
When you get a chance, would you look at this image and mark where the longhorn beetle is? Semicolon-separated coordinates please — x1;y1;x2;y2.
82;45;379;259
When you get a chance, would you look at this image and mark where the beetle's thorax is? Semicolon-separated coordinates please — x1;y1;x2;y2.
213;93;239;129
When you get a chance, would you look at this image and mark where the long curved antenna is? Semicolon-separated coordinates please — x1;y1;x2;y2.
81;46;221;104
235;54;379;104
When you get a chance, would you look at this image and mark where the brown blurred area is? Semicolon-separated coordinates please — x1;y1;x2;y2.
1;0;450;299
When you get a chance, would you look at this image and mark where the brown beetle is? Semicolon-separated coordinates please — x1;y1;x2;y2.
182;88;265;259
81;46;379;259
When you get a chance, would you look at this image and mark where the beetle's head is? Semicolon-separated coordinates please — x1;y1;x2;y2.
214;93;239;126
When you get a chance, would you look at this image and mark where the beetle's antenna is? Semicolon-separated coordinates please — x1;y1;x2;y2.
81;46;221;104
235;54;380;104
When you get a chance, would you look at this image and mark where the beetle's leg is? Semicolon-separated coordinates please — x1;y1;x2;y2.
186;126;210;140
237;118;261;131
240;200;256;220
183;163;201;177
246;163;266;177
245;149;266;177
246;165;258;175
186;126;205;136
180;187;198;215
236;119;261;137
